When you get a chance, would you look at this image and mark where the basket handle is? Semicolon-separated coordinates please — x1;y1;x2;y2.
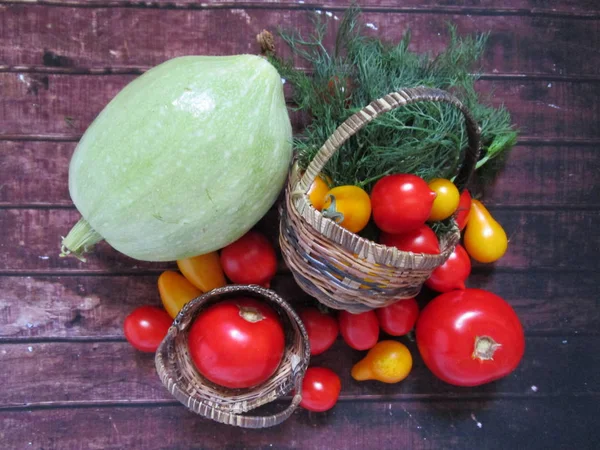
194;369;305;429
296;86;481;194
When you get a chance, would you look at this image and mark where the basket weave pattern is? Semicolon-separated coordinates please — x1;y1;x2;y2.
280;87;481;313
155;285;310;428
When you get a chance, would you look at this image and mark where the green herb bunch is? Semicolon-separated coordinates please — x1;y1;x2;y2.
268;7;517;191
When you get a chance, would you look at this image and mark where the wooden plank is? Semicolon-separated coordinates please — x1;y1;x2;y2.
3;141;599;208
1;5;599;77
0;208;597;273
1;397;598;450
1;271;597;341
1;72;598;140
0;336;597;407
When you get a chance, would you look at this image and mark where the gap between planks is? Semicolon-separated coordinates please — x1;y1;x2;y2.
0;1;598;20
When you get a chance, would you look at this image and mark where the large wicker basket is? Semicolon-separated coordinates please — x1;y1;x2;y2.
280;87;481;313
155;284;311;428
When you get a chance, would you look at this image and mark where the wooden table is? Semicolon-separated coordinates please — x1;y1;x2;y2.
1;1;599;448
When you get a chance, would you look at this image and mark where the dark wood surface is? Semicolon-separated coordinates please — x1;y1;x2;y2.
1;1;599;449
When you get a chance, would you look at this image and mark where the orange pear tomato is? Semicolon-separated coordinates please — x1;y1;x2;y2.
351;340;413;384
158;271;202;318
177;251;226;292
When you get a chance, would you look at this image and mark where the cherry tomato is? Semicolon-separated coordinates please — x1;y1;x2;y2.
188;297;285;389
380;225;440;255
416;289;525;386
351;340;412;384
299;308;339;356
307;174;332;211
177;251;226;292
338;310;379;350
463;199;508;263
220;231;277;287
370;174;436;234
425;244;471;293
375;298;419;336
322;185;371;233
428;178;460;222
158;271;202;319
300;367;342;412
124;306;172;353
455;190;472;231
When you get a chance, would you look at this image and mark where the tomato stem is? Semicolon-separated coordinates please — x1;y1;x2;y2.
472;335;501;361
238;305;265;323
322;195;345;223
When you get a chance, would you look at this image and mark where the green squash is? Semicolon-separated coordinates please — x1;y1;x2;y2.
61;55;292;261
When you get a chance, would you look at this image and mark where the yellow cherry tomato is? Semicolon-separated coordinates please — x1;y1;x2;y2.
307;174;332;211
177;252;226;292
463;199;508;263
427;178;460;222
322;185;371;233
351;340;412;384
158;271;202;318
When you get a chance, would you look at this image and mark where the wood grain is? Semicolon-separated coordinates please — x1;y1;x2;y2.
1;336;597;408
2;5;599;77
1;208;597;273
1;397;599;450
1;72;598;140
1;271;598;341
3;141;599;208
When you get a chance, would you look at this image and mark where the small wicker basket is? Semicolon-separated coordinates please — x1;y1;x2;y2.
280;87;481;313
155;284;310;428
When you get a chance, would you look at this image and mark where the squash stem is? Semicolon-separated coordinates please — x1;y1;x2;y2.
59;218;103;262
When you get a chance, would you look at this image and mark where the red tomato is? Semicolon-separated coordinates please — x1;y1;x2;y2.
416;289;525;386
380;225;440;254
188;297;285;389
124;306;172;353
338;310;379;350
375;298;419;336
370;174;436;234
300;367;342;412
425;244;471;292
220;231;277;287
299;308;339;356
455;190;472;231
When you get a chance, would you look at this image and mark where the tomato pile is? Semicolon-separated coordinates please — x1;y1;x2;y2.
122;171;523;417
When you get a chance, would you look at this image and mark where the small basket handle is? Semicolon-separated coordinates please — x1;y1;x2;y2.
189;369;304;429
296;86;481;194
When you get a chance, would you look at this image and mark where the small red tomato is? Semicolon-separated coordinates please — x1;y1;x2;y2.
370;174;436;234
455;190;472;231
416;288;525;386
300;367;342;412
299;308;339;356
220;231;277;287
188;297;285;389
338;310;379;350
380;225;440;254
124;306;172;353
425;244;471;293
375;298;419;336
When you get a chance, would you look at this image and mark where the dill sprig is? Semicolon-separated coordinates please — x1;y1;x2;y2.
268;7;517;191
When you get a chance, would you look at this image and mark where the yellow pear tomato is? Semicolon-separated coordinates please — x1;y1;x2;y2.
322;185;371;233
463;199;508;263
351;340;413;384
428;178;460;222
158;271;202;318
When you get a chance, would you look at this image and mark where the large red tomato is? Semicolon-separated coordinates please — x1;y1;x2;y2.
370;174;436;234
220;231;277;287
300;367;342;412
380;225;440;254
416;289;525;386
338;310;379;350
455;190;472;231
375;298;419;336
299;308;339;356
425;244;471;292
188;297;285;389
124;306;172;353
